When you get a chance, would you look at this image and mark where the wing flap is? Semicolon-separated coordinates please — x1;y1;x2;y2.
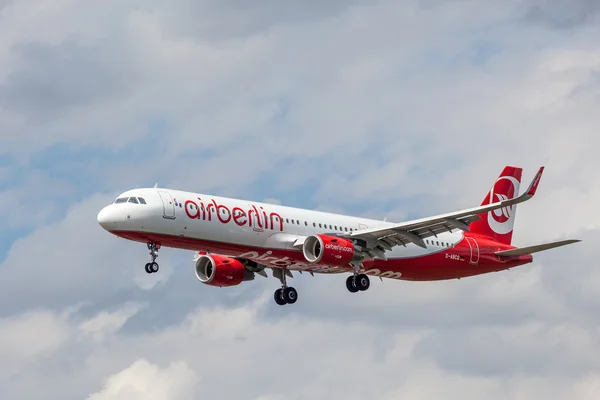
495;239;581;257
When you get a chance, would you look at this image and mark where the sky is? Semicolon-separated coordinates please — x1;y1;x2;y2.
0;0;599;398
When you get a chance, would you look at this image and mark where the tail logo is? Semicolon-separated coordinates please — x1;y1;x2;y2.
487;176;520;235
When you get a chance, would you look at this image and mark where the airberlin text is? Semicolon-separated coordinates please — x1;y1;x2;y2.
239;251;403;280
325;243;353;253
181;197;283;232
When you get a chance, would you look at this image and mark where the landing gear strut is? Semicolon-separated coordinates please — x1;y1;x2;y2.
144;242;160;274
346;263;370;293
273;269;298;306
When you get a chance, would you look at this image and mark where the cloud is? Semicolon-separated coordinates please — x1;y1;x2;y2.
0;40;131;118
88;359;198;400
158;0;370;41
522;0;600;29
1;291;599;399
0;309;71;380
79;302;145;342
262;198;281;205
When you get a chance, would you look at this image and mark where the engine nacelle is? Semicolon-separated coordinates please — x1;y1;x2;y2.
195;254;253;287
302;234;360;266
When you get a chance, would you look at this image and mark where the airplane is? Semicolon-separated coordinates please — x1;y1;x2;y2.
97;166;580;306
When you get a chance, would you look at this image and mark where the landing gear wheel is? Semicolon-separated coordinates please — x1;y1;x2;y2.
356;274;370;291
283;287;298;304
274;289;287;306
346;276;359;293
150;262;159;273
144;262;159;274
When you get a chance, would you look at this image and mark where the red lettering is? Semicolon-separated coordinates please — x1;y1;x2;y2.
270;212;283;231
248;208;256;227
260;207;268;228
206;203;215;221
185;197;282;231
252;205;262;228
213;199;231;223
185;200;200;219
232;207;247;226
198;198;207;220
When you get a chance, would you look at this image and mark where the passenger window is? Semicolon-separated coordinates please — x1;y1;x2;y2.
305;221;308;226
128;197;139;204
319;223;322;228
313;223;316;227
115;197;128;204
138;197;146;204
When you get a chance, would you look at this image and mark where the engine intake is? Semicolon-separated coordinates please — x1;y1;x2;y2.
302;234;361;266
195;254;253;287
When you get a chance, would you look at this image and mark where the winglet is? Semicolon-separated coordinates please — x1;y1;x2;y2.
526;166;544;197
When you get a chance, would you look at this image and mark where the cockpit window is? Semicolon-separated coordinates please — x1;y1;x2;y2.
114;197;128;204
138;197;146;204
128;197;139;204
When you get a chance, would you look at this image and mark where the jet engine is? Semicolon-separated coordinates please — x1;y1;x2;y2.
195;254;254;287
302;234;362;266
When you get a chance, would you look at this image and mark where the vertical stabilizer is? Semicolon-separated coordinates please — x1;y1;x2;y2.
469;166;523;245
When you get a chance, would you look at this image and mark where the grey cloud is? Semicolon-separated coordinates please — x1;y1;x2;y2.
0;39;131;119
157;0;369;41
569;70;600;100
523;0;600;29
413;325;600;378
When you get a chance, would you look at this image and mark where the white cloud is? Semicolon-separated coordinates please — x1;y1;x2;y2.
0;310;71;379
87;359;198;400
79;302;145;342
262;198;281;205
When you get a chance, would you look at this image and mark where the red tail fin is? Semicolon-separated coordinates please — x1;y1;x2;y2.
469;166;523;245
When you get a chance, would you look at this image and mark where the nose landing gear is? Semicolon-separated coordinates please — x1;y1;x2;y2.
144;242;160;274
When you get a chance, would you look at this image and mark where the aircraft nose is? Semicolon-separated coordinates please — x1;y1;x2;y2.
97;206;116;231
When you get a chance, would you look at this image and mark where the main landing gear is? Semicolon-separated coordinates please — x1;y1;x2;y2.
273;269;298;306
144;242;160;274
346;264;370;293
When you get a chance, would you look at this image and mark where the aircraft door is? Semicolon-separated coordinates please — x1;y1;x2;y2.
158;191;176;219
465;237;480;265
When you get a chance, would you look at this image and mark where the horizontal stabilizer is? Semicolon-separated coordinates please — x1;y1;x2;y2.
495;239;581;257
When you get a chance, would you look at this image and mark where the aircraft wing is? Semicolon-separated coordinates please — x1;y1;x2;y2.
348;167;545;258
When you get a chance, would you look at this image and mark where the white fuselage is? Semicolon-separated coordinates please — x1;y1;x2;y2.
97;188;464;268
